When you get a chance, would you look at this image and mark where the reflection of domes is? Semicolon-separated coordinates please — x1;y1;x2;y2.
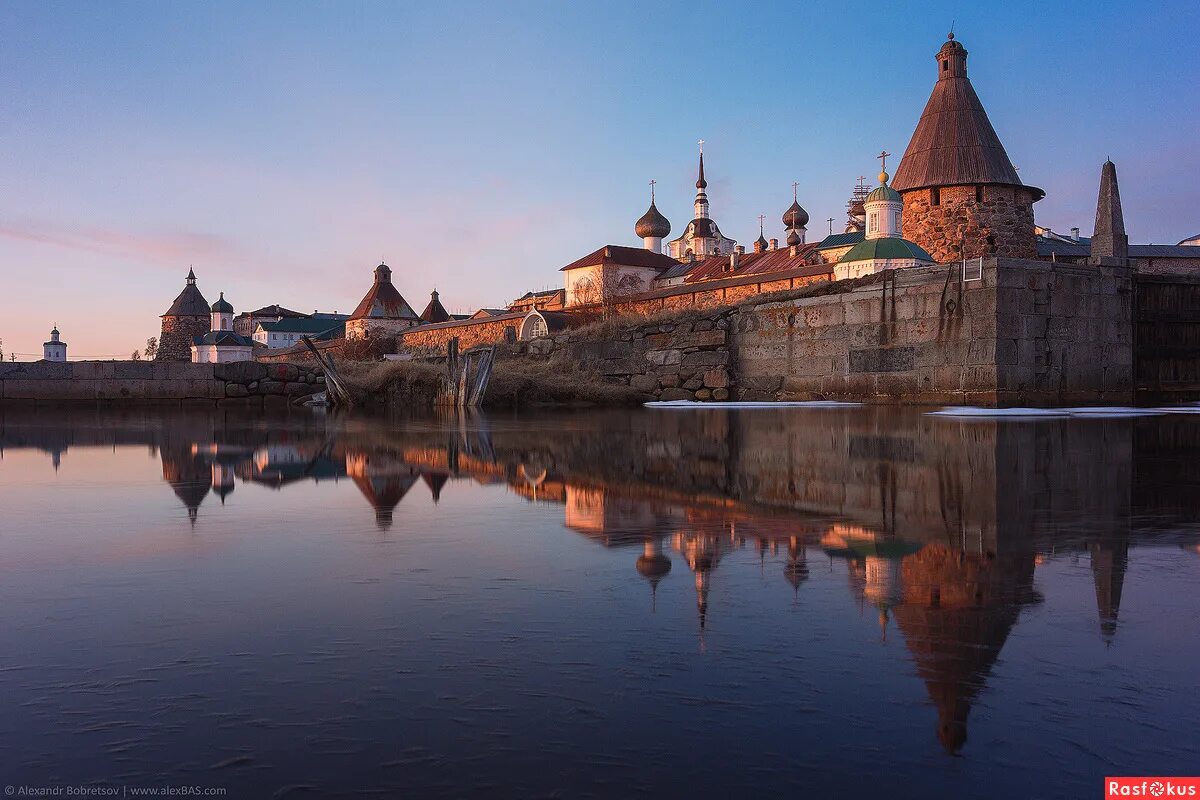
635;202;671;239
422;472;448;503
783;559;809;589
213;482;235;503
636;553;672;582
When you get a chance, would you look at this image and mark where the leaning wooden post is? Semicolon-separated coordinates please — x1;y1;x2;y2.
301;335;351;407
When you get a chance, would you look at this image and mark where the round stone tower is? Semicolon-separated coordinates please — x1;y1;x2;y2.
157;268;211;361
891;34;1043;262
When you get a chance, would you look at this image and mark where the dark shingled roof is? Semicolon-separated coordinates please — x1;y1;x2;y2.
559;244;680;273
350;263;419;321
892;35;1043;199
245;304;308;319
420;290;451;324
258;318;346;336
193;330;255;347
163;280;210;318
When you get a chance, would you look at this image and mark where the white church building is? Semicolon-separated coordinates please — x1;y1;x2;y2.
191;292;256;363
43;326;67;361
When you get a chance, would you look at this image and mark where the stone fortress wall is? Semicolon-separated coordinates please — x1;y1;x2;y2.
0;360;324;405
510;257;1137;406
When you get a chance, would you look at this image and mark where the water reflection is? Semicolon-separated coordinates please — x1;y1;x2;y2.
1;405;1198;789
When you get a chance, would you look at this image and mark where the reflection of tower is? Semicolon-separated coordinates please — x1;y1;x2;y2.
422;472;449;504
783;537;809;592
162;449;210;526
864;556;904;641
635;538;672;610
1089;536;1129;643
211;462;235;504
673;532;728;644
345;452;419;531
891;545;1040;754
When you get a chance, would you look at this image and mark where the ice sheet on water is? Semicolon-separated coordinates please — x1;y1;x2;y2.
644;400;863;409
928;406;1200;420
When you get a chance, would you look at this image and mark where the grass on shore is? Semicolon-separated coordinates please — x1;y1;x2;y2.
336;355;643;410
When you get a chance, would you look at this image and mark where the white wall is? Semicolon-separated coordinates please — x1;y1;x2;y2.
191;344;253;363
564;264;660;307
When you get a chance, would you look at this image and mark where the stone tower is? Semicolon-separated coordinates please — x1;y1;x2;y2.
1090;160;1129;263
891;34;1044;262
157;268;211;361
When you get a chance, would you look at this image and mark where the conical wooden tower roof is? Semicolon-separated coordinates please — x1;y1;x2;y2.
892;34;1043;200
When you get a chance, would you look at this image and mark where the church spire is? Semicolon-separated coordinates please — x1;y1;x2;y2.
693;140;710;220
1091;160;1129;263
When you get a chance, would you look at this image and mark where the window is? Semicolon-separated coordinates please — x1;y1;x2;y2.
520;314;548;340
868;212;877;233
975;186;984;203
894;211;902;232
942;59;948;71
931;188;940;206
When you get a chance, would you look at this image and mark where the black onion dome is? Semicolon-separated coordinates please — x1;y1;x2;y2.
635;201;671;239
786;228;802;247
783;200;809;230
210;292;234;314
755;233;769;249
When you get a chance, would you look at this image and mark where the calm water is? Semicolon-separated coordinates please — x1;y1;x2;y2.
1;406;1199;798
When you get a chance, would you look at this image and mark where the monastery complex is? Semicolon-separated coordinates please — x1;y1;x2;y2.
31;32;1166;407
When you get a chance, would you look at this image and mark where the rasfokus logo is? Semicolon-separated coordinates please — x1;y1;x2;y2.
1106;778;1200;797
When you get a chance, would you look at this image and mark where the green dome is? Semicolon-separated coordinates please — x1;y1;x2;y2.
865;184;902;203
838;236;932;264
210;292;234;314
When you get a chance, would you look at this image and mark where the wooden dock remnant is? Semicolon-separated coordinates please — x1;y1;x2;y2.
438;337;495;408
301;336;352;407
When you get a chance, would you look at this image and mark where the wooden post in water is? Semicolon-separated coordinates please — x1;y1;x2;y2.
437;337;495;408
301;336;352;407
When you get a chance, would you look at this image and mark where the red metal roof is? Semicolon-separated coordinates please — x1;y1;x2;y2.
559;244;681;273
682;244;821;283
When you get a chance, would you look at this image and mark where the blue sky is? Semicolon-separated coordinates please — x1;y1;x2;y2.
1;0;1197;356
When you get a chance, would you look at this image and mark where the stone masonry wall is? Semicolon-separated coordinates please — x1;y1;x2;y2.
156;315;210;362
993;260;1133;405
523;316;734;402
398;314;522;352
513;258;1135;407
0;360;325;405
902;185;1037;262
